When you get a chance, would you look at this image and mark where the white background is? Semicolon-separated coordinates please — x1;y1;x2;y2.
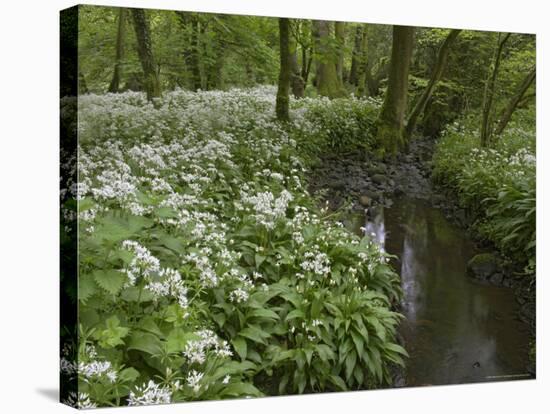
0;0;547;412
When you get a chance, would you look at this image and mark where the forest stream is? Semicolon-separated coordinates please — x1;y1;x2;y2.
345;198;531;386
311;137;533;387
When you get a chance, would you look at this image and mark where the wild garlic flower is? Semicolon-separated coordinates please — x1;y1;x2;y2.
128;380;172;406
186;370;204;393
183;330;233;364
122;240;161;286
64;392;97;409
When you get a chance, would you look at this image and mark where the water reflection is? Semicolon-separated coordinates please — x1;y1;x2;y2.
358;198;531;386
362;205;386;251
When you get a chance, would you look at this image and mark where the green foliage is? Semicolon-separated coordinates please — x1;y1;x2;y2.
61;88;406;408
294;96;381;153
433;111;535;274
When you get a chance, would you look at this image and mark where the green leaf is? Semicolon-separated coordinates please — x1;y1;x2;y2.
238;325;269;344
285;309;305;321
120;286;155;302
278;373;289;394
329;374;347;391
165;329;197;354
385;342;409;357
249;308;279;321
127;332;162;355
316;344;335;362
78;274;98;302
221;382;263;397
118;367;140;383
350;328;365;359
232;337;247;361
255;253;266;267
93;269;126;295
94;316;129;348
345;350;357;381
212;361;257;381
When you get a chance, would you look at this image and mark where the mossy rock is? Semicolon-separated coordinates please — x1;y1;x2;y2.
467;253;500;280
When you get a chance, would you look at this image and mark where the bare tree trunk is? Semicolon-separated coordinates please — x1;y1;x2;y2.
374;25;415;157
276;18;291;121
480;33;511;146
405;29;461;138
494;67;536;136
335;21;346;83
131;8;161;101
109;8;127;93
312;20;346;98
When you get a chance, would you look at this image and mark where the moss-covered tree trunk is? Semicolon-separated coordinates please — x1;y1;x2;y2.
405;29;461;138
349;26;364;87
374;25;415;156
276;18;291;121
480;33;511;147
312;20;346;98
131;8;161;101
108;8;127;93
494;67;536;136
175;12;202;91
335;21;346;83
290;24;305;98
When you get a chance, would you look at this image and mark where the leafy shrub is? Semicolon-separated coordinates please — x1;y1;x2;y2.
293;96;381;154
60;87;405;407
432;112;536;274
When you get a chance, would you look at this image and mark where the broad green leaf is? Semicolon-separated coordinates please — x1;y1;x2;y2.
238;325;269;344
127;332;162;355
93;269;126;295
232;336;247;361
78;274;98;302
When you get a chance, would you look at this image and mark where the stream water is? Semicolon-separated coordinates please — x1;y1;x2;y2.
347;196;531;386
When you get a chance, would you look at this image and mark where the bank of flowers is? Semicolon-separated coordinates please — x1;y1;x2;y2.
432;112;536;275
60;87;404;407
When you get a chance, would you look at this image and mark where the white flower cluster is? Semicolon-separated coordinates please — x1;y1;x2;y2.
127;380;172;406
240;189;294;229
63;392;97;409
122;240;161;286
186;370;204;393
146;267;189;310
300;249;331;277
122;240;189;310
183;329;233;365
78;360;118;383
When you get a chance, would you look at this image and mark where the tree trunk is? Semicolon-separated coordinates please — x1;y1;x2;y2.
480;33;511;146
175;12;202;91
109;8;127;93
131;8;161;101
276;18;291;121
405;29;461;138
349;26;363;87
356;28;369;96
494;67;536;136
374;25;415;157
335;22;346;83
301;47;313;87
312;20;346;98
290;24;305;98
